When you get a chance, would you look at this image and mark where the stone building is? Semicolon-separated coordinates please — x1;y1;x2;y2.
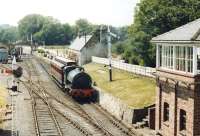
151;18;200;136
67;29;107;66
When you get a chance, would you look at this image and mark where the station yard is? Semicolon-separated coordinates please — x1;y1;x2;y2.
84;63;156;108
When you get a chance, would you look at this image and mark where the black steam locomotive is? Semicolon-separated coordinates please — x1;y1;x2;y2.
50;56;95;100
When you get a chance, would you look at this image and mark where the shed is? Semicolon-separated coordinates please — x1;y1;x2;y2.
67;29;107;66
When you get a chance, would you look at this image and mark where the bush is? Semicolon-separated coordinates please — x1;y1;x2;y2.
37;49;45;53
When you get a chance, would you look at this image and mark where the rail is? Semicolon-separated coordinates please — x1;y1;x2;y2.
36;56;137;136
23;60;63;136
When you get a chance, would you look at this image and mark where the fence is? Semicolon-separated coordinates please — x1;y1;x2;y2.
92;56;156;78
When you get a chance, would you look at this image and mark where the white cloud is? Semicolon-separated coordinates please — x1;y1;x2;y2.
0;0;140;26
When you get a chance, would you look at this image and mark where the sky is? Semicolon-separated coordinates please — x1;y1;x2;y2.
0;0;140;27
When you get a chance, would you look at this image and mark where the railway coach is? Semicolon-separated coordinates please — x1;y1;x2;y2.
50;57;95;100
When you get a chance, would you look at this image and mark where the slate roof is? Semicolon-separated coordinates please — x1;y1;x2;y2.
151;18;200;43
69;35;92;51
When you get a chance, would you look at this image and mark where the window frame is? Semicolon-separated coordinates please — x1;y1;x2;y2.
179;109;186;131
157;44;194;74
163;102;169;122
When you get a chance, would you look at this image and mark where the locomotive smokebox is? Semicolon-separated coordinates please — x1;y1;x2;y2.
67;68;92;89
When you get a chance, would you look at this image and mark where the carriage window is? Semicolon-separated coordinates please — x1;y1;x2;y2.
180;109;186;131
163;102;169;122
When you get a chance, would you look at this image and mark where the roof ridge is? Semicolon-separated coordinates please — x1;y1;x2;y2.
191;27;200;40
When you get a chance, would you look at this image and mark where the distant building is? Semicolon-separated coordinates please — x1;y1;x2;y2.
151;18;200;136
67;29;107;65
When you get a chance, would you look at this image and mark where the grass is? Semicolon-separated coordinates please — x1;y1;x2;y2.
84;63;156;108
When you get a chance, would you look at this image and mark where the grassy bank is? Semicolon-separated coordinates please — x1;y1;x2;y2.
84;63;156;108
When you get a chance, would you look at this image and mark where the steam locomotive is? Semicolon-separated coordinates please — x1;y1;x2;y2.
50;56;95;100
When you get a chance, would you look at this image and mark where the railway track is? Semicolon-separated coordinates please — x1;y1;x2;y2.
23;60;63;136
35;56;137;136
22;58;115;136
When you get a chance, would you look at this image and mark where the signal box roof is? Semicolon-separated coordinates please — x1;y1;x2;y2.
151;18;200;43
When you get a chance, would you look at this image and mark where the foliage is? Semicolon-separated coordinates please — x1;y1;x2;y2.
75;18;97;36
37;48;45;53
18;14;45;40
16;15;97;45
0;26;18;44
18;14;75;45
126;0;200;67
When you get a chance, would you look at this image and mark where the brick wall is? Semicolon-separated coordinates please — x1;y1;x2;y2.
155;71;199;136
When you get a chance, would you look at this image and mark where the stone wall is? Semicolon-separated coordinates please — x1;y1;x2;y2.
94;86;150;124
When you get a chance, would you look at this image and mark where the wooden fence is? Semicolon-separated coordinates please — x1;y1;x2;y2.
92;56;156;78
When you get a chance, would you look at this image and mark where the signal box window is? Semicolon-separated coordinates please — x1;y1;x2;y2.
163;102;169;122
180;109;186;131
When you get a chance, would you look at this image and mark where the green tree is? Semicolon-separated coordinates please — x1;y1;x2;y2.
128;0;200;67
75;19;94;36
0;26;18;44
18;14;74;45
18;14;46;41
63;23;75;44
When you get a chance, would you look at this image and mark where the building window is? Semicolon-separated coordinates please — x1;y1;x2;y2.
180;109;186;131
187;47;193;73
163;102;169;122
159;45;193;73
161;46;173;69
176;46;193;72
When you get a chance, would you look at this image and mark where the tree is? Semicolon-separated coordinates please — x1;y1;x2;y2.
128;0;200;67
0;26;18;44
18;14;74;45
40;22;65;45
75;19;94;36
63;23;75;44
18;14;46;41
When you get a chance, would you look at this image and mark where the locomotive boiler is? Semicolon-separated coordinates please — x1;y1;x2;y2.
50;57;95;100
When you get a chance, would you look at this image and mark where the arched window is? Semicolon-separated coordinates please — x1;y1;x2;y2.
163;102;169;122
180;109;186;131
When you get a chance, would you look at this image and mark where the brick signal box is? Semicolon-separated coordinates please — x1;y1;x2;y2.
151;19;200;136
